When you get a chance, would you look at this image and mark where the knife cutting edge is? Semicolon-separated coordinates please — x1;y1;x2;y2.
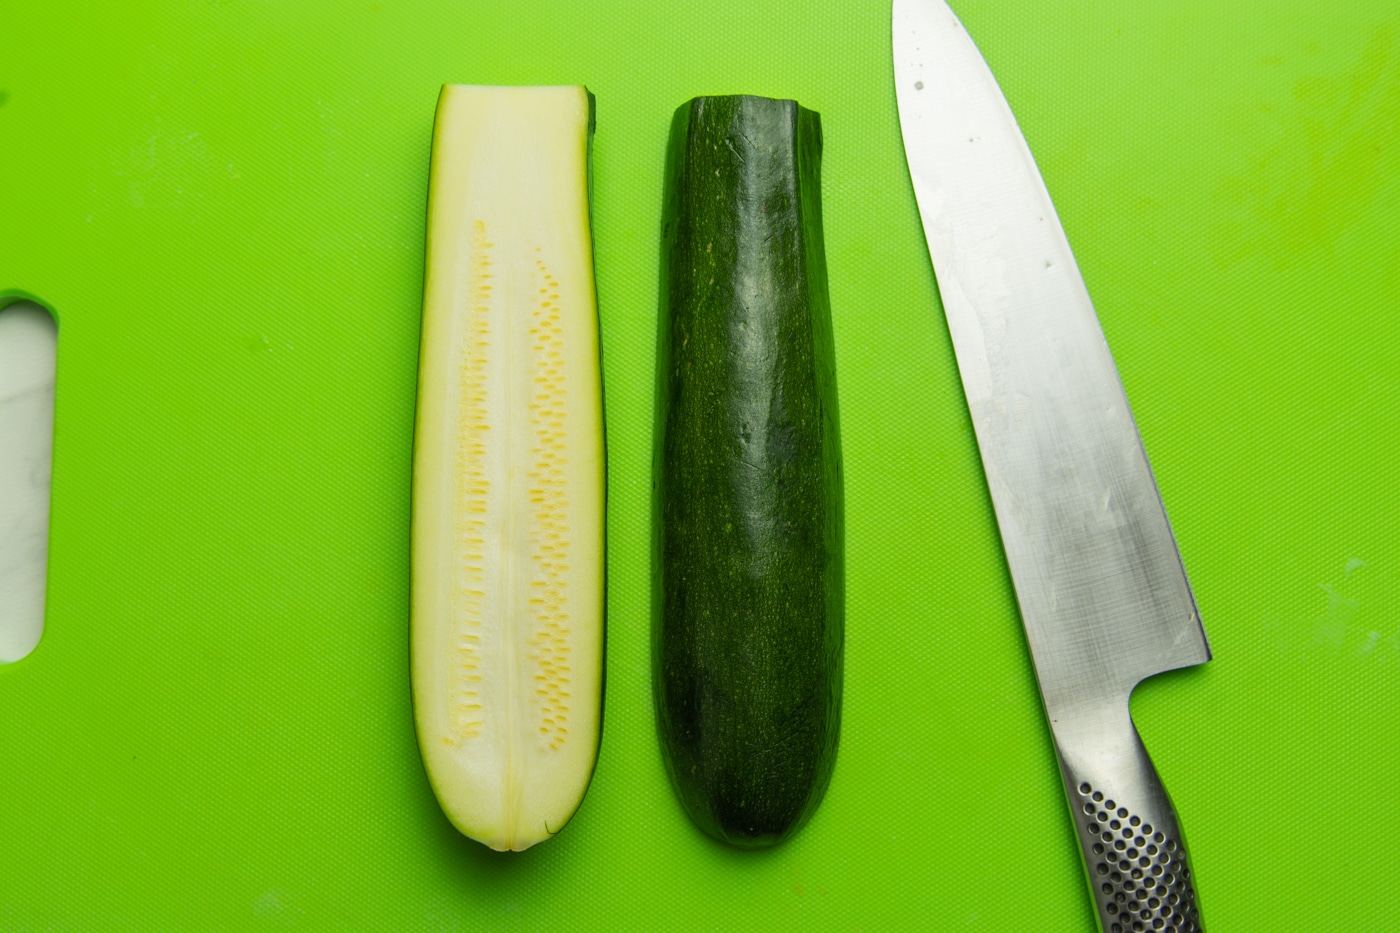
892;2;1210;930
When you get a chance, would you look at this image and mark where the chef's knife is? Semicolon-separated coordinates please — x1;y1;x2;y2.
893;2;1210;930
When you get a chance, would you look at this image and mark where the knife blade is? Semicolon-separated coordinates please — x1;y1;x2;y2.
892;2;1210;930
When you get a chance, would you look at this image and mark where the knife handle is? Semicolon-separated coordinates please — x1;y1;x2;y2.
1054;705;1204;933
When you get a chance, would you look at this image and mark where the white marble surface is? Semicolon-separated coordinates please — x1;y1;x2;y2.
0;301;56;662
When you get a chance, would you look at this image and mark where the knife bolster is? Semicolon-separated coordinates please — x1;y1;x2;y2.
1051;704;1204;933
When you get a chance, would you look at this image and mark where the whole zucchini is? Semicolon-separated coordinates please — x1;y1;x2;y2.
654;95;844;847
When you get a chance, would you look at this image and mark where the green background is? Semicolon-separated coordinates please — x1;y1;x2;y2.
2;0;1397;929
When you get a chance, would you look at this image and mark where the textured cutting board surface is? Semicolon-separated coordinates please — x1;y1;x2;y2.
2;1;1398;929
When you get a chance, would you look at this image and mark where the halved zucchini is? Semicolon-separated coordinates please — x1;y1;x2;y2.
411;84;605;852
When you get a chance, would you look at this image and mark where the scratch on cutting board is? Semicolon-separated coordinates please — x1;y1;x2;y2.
252;889;304;924
1212;24;1400;268
1310;558;1399;660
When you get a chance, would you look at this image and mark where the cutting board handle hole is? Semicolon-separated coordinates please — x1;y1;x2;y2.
0;298;57;664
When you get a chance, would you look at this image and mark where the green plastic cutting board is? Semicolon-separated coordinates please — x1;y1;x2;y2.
3;1;1397;929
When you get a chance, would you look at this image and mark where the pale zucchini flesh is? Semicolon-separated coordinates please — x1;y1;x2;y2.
412;84;604;852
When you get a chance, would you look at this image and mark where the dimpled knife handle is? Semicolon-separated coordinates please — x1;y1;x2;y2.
1055;708;1204;933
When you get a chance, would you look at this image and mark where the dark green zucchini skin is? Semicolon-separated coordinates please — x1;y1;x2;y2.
654;95;843;848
